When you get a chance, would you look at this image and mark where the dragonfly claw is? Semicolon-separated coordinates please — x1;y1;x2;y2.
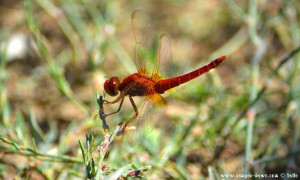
117;122;126;136
117;122;137;136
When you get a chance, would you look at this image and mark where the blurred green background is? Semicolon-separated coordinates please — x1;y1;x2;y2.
1;0;300;179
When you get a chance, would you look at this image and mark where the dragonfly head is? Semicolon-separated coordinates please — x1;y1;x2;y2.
104;77;120;96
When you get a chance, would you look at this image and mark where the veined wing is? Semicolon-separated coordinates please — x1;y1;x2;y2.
123;95;167;146
154;33;172;81
131;10;159;77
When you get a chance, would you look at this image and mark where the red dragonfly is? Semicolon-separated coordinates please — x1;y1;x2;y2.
104;10;226;135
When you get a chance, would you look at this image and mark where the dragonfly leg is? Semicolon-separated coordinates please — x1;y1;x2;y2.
118;96;139;135
104;93;124;104
105;97;124;116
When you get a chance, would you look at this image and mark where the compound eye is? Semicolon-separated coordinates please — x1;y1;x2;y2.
104;77;120;96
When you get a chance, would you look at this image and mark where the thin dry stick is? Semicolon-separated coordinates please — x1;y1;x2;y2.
97;94;109;132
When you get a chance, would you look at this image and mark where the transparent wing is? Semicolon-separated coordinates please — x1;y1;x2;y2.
131;10;159;76
155;33;172;80
125;96;167;145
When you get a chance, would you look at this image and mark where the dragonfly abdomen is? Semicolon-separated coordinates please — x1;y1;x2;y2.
155;56;226;94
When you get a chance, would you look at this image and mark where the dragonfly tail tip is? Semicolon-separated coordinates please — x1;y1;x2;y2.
220;55;227;61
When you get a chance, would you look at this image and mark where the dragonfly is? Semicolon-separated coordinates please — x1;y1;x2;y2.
103;10;226;135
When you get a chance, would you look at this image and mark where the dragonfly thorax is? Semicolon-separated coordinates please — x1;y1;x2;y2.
118;73;156;97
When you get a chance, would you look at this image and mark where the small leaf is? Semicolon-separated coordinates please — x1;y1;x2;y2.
79;140;86;164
